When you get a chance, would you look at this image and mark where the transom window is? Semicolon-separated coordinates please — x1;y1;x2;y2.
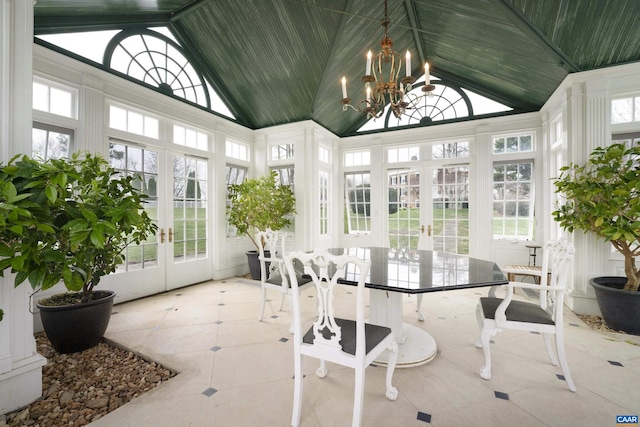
344;150;371;167
270;143;295;160
36;28;234;119
109;104;159;139
432;141;469;159
612;96;640;124
226;139;249;162
33;78;77;119
493;134;533;154
358;76;511;133
387;146;419;163
105;29;210;109
173;124;208;151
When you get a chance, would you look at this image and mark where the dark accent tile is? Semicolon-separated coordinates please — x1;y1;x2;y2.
202;387;217;397
280;337;289;343
569;322;580;327
220;290;226;293
111;311;118;315
608;360;624;367
417;411;432;423
214;320;223;325
557;374;565;381
210;346;221;352
530;331;540;335
218;303;225;306
271;315;278;319
494;391;509;400
176;293;182;296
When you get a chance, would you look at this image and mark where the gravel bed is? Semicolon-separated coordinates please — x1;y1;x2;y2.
0;333;176;427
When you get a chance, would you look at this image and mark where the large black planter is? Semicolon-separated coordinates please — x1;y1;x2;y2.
37;290;116;354
590;277;640;335
246;250;270;280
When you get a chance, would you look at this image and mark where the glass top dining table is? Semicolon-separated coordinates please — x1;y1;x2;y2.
327;247;508;367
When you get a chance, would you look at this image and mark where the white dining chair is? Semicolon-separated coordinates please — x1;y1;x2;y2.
475;239;576;391
256;229;312;324
284;248;399;427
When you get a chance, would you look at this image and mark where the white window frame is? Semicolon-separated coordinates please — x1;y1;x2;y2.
344;170;372;235
32;122;75;160
33;76;78;120
108;102;160;140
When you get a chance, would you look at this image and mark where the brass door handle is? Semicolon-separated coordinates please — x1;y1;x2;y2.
428;225;432;236
168;227;173;243
160;228;165;243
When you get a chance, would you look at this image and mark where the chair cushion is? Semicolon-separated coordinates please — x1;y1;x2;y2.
302;318;392;355
266;273;312;287
480;297;554;325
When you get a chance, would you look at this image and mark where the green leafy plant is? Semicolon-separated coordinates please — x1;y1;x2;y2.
553;142;640;291
226;171;296;250
0;152;157;314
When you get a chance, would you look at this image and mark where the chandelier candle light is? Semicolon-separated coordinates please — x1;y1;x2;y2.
341;0;434;119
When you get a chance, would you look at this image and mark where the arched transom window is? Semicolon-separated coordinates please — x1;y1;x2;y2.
104;29;211;109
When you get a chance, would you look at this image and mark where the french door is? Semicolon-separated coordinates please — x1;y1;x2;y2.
387;164;470;254
166;153;210;289
103;142;211;298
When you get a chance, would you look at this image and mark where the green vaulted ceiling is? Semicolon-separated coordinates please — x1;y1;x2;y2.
33;0;640;137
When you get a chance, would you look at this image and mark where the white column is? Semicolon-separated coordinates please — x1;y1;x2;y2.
0;0;47;415
79;76;105;153
470;125;492;258
564;80;610;315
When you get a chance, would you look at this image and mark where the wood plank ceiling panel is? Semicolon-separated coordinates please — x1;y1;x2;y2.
32;0;640;136
175;0;345;130
415;0;568;109
510;0;640;69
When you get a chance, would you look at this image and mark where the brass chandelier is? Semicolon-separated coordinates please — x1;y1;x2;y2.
341;0;434;120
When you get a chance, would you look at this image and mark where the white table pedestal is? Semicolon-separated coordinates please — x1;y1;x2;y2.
369;289;437;367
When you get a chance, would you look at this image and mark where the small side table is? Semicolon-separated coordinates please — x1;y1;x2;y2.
526;244;542;266
501;264;543;283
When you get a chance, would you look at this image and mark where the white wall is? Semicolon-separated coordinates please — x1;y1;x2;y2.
540;62;640;314
0;0;47;415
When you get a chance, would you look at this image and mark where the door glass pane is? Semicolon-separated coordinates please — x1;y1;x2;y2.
432;166;469;254
109;143;159;270
388;168;420;250
173;155;208;263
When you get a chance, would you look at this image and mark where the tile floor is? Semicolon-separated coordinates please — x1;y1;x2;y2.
92;277;640;427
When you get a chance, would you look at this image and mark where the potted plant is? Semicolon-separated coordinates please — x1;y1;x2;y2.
553;141;640;334
226;171;296;279
0;152;157;352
